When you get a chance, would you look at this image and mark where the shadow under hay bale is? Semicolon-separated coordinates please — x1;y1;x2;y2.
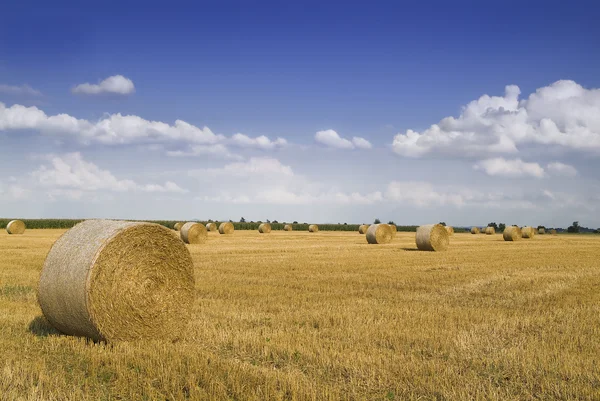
28;316;63;337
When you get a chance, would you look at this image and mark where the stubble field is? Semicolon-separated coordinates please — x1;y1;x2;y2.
1;229;600;400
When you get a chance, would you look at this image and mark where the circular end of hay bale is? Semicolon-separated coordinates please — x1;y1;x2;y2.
308;224;319;233
174;222;184;231
366;224;393;244
6;220;26;234
218;222;234;234
470;227;480;234
416;224;449;251
258;223;272;233
387;224;397;238
503;226;522;241
522;226;535;239
283;224;293;231
445;226;454;236
485;226;495;235
38;220;194;342
358;224;369;234
205;222;217;232
180;222;208;244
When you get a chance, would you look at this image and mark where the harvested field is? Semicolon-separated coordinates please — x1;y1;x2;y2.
1;229;600;400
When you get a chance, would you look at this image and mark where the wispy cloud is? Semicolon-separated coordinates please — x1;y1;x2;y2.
72;75;135;95
0;84;42;96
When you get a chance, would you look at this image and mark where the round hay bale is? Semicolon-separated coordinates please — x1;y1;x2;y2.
538;228;545;235
471;227;480;234
358;224;369;234
6;220;26;234
206;222;218;232
503;226;522;241
218;222;234;235
485;226;495;235
284;224;293;231
550;229;557;235
308;224;319;233
480;227;487;234
522;226;536;239
258;223;272;234
174;222;184;231
180;222;207;244
445;226;454;236
38;220;194;342
388;224;397;238
416;224;449;252
366;224;393;244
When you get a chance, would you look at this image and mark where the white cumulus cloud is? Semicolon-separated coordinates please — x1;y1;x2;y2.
72;75;136;95
392;80;600;157
546;162;578;177
473;158;546;178
315;129;372;150
230;133;287;150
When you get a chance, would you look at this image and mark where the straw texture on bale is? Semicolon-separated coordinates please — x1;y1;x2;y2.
174;222;184;231
366;224;393;244
538;228;545;235
258;223;272;233
284;224;293;231
180;222;207;244
485;226;495;235
522;226;536;239
387;224;397;238
6;220;25;234
445;226;454;236
550;229;557;235
308;224;319;233
358;224;369;234
205;222;218;232
416;224;449;252
503;226;522;241
218;222;234;235
38;220;195;342
471;227;480;234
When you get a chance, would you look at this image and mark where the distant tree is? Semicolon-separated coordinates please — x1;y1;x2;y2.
488;222;498;230
567;221;580;233
537;225;546;231
439;222;446;226
228;219;233;222
594;228;600;234
272;220;278;224
240;217;246;223
343;222;347;225
266;219;271;223
293;221;298;224
374;218;381;224
388;221;395;225
498;223;506;232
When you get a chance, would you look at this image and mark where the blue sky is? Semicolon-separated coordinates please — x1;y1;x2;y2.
1;1;599;227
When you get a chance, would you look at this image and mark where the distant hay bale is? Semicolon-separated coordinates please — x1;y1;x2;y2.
550;229;557;235
38;220;194;342
366;224;393;244
6;220;25;234
416;224;449;252
258;223;272;233
485;226;495;235
284;224;293;231
445;226;454;236
174;222;184;231
522;226;536;239
206;222;218;232
481;227;487;234
308;224;319;233
218;222;234;235
387;224;397;238
503;226;522;241
358;224;369;234
180;222;207;244
538;228;545;235
471;227;480;234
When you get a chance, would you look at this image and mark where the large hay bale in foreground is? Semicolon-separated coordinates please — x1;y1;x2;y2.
485;226;495;235
308;224;319;233
445;226;454;236
6;220;26;234
218;222;234;234
174;222;184;231
284;224;293;231
416;224;449;252
180;222;207;244
503;226;522;241
258;223;272;233
388;224;397;238
38;220;194;342
522;226;535;239
358;224;369;234
366;224;393;244
471;227;480;234
206;222;218;232
538;228;545;235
